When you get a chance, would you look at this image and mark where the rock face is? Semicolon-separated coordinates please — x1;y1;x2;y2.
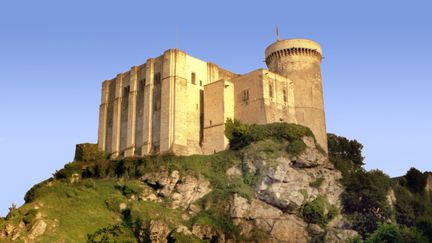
224;137;357;242
244;137;343;212
140;170;212;210
28;220;47;241
426;174;432;193
147;220;170;243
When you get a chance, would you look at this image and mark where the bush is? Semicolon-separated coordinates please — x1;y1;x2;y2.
404;167;427;194
86;224;134;243
225;118;314;152
310;177;325;188
342;170;393;237
23;209;38;225
366;224;403;243
115;182;143;197
416;214;432;241
74;143;105;162
24;179;53;203
394;186;416;226
286;139;306;155
327;133;364;166
300;196;337;227
399;226;428;243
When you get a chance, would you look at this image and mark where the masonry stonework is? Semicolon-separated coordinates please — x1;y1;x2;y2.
97;38;328;157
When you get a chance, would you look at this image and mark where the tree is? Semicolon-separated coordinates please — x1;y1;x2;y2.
405;167;427;194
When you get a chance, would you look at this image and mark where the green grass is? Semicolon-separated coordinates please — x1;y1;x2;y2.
30;179;129;242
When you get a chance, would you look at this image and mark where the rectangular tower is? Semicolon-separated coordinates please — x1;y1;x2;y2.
97;49;238;157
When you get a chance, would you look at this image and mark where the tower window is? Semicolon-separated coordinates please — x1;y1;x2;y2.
123;86;130;97
200;80;202;86
139;79;145;91
283;89;287;102
269;84;273;98
191;72;196;85
154;73;161;85
242;89;250;101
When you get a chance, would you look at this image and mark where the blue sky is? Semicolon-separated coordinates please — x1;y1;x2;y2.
1;0;431;216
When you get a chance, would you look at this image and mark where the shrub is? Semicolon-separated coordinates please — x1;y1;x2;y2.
394;186;416;226
286;139;306;155
399;226;428;243
416;214;432;241
225;118;253;149
405;167;427;194
86;224;135;243
342;169;393;237
115;182;143;197
225;118;313;151
366;224;403;243
327;133;364;166
300;196;337;227
310;177;325;188
23;209;38;225
24;179;53;203
74;143;105;162
191;209;240;238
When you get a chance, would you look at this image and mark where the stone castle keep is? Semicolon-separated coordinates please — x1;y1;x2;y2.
97;38;327;157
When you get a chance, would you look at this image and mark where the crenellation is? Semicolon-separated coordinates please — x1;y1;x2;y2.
98;37;328;157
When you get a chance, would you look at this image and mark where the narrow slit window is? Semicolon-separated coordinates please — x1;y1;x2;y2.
139;79;145;91
269;84;273;98
243;89;249;101
123;86;130;97
283;89;287;102
191;72;196;85
154;73;161;85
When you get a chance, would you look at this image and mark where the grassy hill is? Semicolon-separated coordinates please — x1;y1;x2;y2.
1;121;431;243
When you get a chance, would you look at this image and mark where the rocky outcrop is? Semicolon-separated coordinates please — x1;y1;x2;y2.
225;137;353;242
324;228;359;243
28;220;47;241
140;170;212;210
147;220;170;243
243;137;343;213
426;173;432;193
191;224;225;242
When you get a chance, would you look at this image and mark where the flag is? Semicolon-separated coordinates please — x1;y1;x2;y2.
276;26;280;41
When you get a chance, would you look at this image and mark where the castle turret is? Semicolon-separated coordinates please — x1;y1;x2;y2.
265;39;327;152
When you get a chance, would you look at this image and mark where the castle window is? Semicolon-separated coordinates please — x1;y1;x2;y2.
139;79;145;91
283;89;287;102
269;84;273;98
191;72;196;85
242;89;250;101
154;73;161;85
123;86;130;97
200;80;202;86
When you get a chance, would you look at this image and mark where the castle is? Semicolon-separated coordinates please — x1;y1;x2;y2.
97;38;327;157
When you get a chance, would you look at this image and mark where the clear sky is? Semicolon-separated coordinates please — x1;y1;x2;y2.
1;0;431;216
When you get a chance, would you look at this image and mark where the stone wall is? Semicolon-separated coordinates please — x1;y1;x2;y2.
202;80;234;154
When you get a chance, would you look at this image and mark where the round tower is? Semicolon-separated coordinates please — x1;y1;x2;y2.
265;39;327;152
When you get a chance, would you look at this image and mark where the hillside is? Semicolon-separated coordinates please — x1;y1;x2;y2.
1;122;431;243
